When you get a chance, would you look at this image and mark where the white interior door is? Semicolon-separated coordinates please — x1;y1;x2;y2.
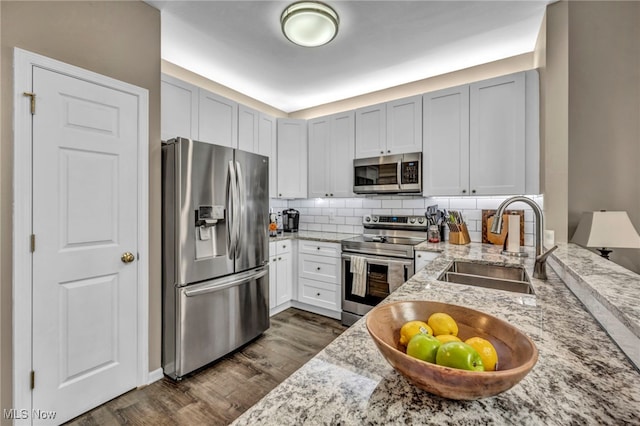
31;66;140;424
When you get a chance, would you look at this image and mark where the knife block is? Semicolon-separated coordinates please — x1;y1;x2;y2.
449;224;471;245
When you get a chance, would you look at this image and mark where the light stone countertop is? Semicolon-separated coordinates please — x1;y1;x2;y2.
238;239;640;425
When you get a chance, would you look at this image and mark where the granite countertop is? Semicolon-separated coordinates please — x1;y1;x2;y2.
233;241;640;425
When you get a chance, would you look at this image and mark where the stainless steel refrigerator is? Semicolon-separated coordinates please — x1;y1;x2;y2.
162;137;270;380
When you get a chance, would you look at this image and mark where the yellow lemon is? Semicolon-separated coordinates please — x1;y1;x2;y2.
465;337;499;371
435;334;461;344
427;312;459;336
399;321;432;346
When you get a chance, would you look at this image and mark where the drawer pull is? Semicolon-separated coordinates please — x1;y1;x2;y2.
316;292;321;296
278;257;282;260
317;247;320;250
316;267;321;271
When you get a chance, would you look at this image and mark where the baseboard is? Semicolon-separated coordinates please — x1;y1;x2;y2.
148;368;164;385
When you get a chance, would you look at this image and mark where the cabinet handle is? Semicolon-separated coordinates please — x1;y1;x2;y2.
387;150;391;153
279;193;282;197
472;189;476;194
278;257;282;260
272;258;276;262
380;151;384;154
316;292;321;296
325;193;328;196
317;247;320;250
330;193;333;196
462;189;467;194
282;244;287;249
417;254;421;258
316;267;321;271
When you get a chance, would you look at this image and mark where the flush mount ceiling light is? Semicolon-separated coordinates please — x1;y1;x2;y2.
281;1;339;47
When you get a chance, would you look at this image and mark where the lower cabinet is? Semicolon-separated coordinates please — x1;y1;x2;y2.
415;250;440;274
294;240;342;319
269;240;293;315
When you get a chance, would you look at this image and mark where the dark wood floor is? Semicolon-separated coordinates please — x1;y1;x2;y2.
66;308;347;426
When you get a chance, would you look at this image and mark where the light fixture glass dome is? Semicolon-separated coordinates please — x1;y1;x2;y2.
281;1;339;47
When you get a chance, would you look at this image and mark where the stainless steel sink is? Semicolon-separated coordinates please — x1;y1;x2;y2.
437;261;534;295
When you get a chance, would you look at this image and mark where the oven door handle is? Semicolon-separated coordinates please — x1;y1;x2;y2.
341;253;413;267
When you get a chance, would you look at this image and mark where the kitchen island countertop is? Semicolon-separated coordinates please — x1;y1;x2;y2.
232;241;640;425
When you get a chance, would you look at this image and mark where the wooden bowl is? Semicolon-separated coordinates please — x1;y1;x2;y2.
365;300;538;400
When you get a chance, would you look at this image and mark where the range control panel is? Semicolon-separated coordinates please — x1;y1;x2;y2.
363;215;428;229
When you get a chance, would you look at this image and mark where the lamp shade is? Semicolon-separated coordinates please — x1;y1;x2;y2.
281;1;339;47
571;211;640;249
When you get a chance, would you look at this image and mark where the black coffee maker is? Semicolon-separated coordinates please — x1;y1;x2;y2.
282;209;300;232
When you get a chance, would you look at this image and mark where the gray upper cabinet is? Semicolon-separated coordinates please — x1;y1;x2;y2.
423;71;538;197
355;95;422;159
161;74;199;142
308;111;355;198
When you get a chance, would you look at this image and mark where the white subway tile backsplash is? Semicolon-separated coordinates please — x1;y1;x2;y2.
337;208;354;216
329;199;346;208
362;199;382;208
449;197;478;209
270;195;543;247
382;199;402;208
402;198;426;209
345;199;363;208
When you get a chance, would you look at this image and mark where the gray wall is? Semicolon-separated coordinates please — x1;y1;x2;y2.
567;1;640;272
0;1;161;420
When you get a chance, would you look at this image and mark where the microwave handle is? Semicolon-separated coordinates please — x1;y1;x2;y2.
396;160;402;187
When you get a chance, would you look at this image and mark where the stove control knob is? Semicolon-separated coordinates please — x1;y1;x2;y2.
409;217;416;224
364;216;371;222
372;216;379;222
418;217;425;224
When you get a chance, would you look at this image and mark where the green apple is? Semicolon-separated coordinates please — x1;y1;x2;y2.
436;341;485;371
406;333;441;363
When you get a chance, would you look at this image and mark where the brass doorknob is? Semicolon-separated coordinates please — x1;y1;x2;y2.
121;252;135;263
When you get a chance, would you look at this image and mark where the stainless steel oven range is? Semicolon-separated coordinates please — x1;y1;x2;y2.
341;215;428;326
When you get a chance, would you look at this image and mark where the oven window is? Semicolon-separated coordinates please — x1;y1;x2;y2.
344;260;407;306
354;164;398;186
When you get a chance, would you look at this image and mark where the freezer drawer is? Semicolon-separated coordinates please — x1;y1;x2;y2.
163;267;269;379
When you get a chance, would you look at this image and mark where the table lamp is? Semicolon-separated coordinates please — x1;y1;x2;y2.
571;211;640;260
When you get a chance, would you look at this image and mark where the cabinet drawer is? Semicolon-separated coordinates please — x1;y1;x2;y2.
299;253;339;283
298;240;340;257
275;240;292;255
299;278;339;311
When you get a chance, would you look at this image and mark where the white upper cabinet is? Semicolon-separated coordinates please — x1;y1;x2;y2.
258;113;277;198
238;104;259;152
422;85;470;196
355;95;422;158
277;118;308;199
161;74;199;142
355;103;386;158
198;89;238;148
386;95;423;154
423;71;537;197
469;72;525;196
308;111;355;198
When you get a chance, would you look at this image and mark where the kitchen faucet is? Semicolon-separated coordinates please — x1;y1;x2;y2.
490;196;558;280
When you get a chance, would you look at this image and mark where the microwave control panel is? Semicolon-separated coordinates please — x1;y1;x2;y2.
401;161;420;184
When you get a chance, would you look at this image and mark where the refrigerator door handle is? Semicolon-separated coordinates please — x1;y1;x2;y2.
234;161;245;257
227;160;239;258
183;267;268;297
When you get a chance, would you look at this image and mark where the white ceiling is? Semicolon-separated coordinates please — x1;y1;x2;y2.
146;1;550;113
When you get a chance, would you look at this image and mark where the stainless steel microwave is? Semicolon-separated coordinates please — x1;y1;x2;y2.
353;153;422;194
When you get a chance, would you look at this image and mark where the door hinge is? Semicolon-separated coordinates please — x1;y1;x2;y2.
30;371;35;390
23;92;36;115
30;234;36;253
